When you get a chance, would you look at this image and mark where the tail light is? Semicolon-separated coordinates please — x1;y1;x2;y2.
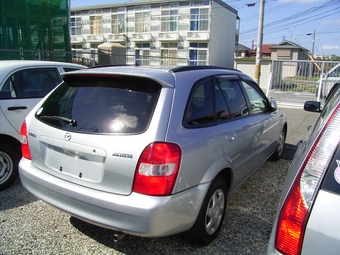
275;104;340;255
133;142;181;196
20;121;32;160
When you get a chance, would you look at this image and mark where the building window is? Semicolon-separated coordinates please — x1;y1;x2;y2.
277;49;292;59
72;45;82;50
189;43;208;65
111;13;125;34
161;43;177;66
161;9;178;32
190;8;209;31
190;1;210;7
70;17;82;35
71;44;83;58
135;43;150;66
110;8;125;34
90;15;102;34
135;11;150;33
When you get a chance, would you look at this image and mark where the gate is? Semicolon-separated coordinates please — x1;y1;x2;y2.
268;60;340;102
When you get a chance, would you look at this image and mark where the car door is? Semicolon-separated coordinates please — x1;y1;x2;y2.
239;79;282;162
214;76;263;187
0;67;62;135
323;64;340;98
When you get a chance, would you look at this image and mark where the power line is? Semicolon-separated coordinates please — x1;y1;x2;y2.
240;1;295;23
241;7;340;40
240;0;339;36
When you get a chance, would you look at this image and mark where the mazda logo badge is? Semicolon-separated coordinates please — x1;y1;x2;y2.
64;133;72;141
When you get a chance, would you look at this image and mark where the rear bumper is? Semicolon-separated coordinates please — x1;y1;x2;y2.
19;157;209;237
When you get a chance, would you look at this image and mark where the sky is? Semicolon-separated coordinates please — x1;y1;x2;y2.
70;0;340;57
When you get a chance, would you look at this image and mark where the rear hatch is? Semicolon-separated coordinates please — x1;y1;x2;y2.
27;73;164;195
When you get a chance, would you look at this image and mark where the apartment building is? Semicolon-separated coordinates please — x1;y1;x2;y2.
70;0;238;67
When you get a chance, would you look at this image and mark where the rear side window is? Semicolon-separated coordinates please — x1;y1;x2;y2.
36;75;161;134
0;68;60;99
185;79;215;125
184;76;251;127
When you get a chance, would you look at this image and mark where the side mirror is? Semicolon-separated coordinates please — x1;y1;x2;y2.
304;101;321;113
270;100;277;109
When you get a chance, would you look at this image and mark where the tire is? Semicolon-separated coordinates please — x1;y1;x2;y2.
0;143;20;191
270;127;286;161
182;176;227;246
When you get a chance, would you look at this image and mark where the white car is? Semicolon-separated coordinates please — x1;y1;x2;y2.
267;82;340;255
318;63;340;98
0;60;86;190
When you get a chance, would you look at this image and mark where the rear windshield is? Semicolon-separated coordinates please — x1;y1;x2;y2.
36;74;161;134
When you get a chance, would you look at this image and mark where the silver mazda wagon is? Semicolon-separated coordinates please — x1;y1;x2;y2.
19;66;287;246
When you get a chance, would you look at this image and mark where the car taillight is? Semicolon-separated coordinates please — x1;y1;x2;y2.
133;142;181;196
20;121;31;160
275;104;340;255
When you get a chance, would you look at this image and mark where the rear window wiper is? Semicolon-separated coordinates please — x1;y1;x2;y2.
40;115;78;126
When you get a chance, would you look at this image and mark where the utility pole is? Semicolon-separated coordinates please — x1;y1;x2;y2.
235;16;241;69
307;30;316;79
255;0;265;85
307;29;316;58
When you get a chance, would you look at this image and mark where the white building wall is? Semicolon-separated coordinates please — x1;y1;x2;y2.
209;1;237;68
177;4;191;64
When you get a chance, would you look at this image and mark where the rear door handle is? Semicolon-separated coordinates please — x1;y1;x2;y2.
8;106;27;111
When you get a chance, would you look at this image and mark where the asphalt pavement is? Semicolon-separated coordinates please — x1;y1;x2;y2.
277;102;318;145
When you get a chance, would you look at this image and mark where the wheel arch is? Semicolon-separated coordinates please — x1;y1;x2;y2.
216;167;232;193
283;122;288;137
0;134;21;156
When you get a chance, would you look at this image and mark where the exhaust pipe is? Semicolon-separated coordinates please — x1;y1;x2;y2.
113;232;127;242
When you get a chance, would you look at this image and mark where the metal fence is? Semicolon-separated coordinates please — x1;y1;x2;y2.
268;60;340;102
2;48;339;104
0;48;77;63
0;48;189;67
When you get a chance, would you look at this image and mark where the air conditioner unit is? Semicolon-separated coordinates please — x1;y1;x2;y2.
133;34;137;39
188;32;194;38
87;36;92;40
159;33;164;38
109;35;113;39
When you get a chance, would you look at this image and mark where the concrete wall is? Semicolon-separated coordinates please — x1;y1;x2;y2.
234;58;271;90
